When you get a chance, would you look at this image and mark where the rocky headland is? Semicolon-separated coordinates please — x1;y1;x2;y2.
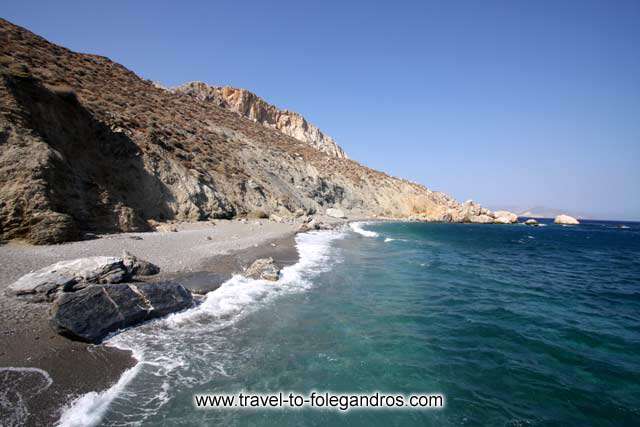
0;18;522;247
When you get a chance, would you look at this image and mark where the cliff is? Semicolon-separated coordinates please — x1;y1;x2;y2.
171;82;348;159
0;18;469;244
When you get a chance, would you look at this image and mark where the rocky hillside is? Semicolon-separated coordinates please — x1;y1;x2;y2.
0;18;474;245
171;82;348;159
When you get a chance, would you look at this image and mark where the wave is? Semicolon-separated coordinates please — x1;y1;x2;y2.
164;230;344;327
349;222;379;238
384;237;408;243
56;229;345;426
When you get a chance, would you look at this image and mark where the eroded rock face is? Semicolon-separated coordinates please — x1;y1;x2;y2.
244;257;280;281
172;82;348;159
555;214;580;225
50;282;193;343
7;254;160;301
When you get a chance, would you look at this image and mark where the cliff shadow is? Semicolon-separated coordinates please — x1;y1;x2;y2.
5;75;176;238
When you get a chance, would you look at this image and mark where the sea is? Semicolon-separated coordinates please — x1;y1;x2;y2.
60;219;640;426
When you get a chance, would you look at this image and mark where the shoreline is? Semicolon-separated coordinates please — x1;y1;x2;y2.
0;218;311;426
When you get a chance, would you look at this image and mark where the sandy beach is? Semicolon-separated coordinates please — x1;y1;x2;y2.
0;219;302;425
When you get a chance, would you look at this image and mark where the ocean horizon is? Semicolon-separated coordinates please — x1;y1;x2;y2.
59;219;640;426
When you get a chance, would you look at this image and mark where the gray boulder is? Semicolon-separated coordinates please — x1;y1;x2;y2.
244;257;280;281
50;282;193;343
122;251;160;276
8;254;160;301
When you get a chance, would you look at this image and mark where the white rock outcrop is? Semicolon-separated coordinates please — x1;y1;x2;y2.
470;214;495;224
555;214;580;225
7;254;159;300
493;210;518;224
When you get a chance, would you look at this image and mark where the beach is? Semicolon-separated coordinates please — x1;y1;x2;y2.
0;218;306;425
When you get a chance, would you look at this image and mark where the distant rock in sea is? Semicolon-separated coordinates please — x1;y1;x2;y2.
554;214;580;225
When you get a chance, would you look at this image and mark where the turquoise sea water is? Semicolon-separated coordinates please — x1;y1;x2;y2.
62;220;640;426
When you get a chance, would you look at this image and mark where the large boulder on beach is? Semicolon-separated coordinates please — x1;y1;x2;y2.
555;214;580;225
50;282;193;343
244;257;281;281
326;208;346;219
7;254;160;301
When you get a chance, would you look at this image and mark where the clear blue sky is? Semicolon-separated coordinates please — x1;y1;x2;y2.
4;1;639;219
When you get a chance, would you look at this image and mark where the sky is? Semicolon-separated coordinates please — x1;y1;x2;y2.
3;1;639;220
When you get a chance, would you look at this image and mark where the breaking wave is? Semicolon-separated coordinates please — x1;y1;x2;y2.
56;229;345;426
350;222;379;238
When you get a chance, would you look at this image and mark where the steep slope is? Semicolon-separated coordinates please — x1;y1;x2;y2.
0;18;465;244
171;82;348;159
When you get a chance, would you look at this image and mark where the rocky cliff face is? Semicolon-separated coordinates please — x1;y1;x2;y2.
0;18;475;245
172;82;348;159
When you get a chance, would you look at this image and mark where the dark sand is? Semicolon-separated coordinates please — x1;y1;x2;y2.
0;230;299;426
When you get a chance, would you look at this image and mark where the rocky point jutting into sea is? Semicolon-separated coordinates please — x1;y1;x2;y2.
0;18;524;246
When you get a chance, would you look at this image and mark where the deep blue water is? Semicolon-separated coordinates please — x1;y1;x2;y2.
64;219;640;426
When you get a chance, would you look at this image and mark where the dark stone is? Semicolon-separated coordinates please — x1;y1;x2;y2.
50;282;193;343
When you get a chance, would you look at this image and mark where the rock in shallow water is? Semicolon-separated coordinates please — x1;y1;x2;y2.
50;282;193;343
244;257;281;281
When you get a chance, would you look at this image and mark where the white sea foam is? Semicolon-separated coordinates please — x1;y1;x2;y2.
384;237;408;243
350;222;379;238
165;229;344;327
57;356;141;427
56;229;345;426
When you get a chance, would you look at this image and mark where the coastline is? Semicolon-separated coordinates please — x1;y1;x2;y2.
0;218;308;426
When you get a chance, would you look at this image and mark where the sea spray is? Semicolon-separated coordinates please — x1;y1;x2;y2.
350;222;380;238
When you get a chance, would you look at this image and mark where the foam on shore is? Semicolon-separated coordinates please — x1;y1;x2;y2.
56;229;345;426
57;349;142;427
0;367;53;426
